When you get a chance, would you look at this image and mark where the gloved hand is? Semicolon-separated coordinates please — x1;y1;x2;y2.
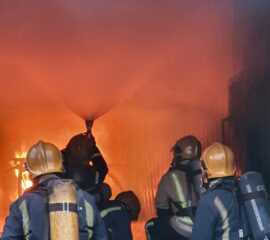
86;130;96;147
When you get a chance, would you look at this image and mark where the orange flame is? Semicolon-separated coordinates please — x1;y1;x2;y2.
14;146;33;191
21;171;33;190
15;151;27;159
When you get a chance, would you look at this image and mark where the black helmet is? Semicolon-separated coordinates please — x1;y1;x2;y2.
115;191;141;221
64;133;95;167
171;135;202;161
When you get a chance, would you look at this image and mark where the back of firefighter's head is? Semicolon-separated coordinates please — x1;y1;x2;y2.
64;133;95;167
171;135;202;162
115;191;141;221
201;142;236;180
25;140;63;179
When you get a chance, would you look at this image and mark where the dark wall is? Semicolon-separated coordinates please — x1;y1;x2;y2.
228;1;270;189
229;75;270;186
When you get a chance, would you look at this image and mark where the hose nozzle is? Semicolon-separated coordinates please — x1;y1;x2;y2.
85;119;94;133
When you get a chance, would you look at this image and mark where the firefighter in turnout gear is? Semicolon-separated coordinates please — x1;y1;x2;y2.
98;184;141;240
1;140;108;240
145;135;202;240
62;132;108;199
190;142;252;240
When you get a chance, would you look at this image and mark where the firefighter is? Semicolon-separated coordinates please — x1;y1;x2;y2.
62;132;108;197
97;183;141;240
146;135;202;240
1;140;108;240
190;142;252;240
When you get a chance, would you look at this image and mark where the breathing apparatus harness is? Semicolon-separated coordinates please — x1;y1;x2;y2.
206;177;255;240
169;158;201;220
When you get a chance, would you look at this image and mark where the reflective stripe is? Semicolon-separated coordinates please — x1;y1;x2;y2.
84;200;94;239
171;173;187;208
175;216;193;226
170;173;193;236
171;216;193;238
214;196;230;239
18;200;30;240
91;153;101;158
175;216;193;229
246;184;265;231
100;206;122;218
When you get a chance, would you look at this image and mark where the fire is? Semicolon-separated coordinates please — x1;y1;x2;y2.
13;148;33;192
14;144;27;159
15;151;27;159
14;168;19;178
21;171;33;190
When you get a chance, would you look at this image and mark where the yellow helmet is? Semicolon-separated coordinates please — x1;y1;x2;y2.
26;141;63;179
201;142;235;179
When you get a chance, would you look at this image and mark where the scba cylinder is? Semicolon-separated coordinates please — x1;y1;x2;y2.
239;171;270;240
49;179;79;240
188;159;203;200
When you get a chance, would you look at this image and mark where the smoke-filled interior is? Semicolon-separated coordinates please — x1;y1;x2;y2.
1;1;269;239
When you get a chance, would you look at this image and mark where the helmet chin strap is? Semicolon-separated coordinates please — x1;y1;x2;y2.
202;175;209;189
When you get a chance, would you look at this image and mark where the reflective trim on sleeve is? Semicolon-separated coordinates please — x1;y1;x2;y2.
100;206;122;218
214;196;230;240
18;200;30;240
171;216;193;238
171;172;187;208
175;216;193;226
84;200;94;239
170;172;194;236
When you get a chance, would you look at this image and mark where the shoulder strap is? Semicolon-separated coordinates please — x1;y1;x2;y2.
43;195;50;240
185;168;195;220
170;165;196;220
212;181;245;240
24;183;50;240
77;190;94;240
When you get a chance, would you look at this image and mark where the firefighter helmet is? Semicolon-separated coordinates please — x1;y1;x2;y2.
201;142;236;179
26;141;63;179
115;191;141;221
64;133;95;167
171;135;202;161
